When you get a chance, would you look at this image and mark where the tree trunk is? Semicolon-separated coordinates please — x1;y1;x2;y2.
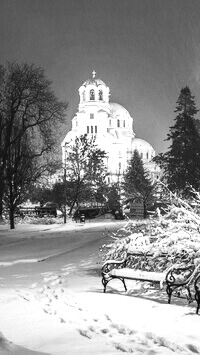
0;174;4;221
0;194;3;221
9;181;15;229
9;206;15;229
69;199;77;216
69;190;80;216
143;201;147;218
63;205;67;224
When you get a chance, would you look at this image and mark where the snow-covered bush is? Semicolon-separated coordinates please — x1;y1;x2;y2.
101;190;200;272
16;215;64;225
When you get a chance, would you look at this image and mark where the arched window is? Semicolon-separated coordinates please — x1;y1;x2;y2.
95;125;97;133
90;89;95;100
146;152;149;159
87;126;89;134
91;126;93;134
117;119;120;127
82;91;86;101
99;90;103;100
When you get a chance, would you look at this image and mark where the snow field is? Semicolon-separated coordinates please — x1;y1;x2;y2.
12;271;200;355
1;219;200;354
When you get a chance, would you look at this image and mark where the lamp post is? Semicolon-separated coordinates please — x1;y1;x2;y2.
63;142;68;224
63;165;67;224
0;160;3;221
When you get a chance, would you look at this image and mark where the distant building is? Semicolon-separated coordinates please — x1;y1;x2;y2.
62;71;160;182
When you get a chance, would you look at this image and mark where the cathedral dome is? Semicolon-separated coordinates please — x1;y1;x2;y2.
110;102;130;119
132;138;153;150
131;138;155;160
83;78;106;87
82;70;107;87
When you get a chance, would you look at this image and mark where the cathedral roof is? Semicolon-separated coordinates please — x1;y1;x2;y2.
82;78;106;87
110;102;131;119
82;70;107;87
132;138;154;152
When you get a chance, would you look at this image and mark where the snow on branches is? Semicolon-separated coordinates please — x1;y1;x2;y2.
101;188;200;272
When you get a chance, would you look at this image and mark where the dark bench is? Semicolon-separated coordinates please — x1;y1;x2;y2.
101;251;200;314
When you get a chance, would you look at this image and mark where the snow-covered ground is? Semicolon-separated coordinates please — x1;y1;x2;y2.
0;220;199;354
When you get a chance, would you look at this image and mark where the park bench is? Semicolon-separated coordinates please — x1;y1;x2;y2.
101;251;200;314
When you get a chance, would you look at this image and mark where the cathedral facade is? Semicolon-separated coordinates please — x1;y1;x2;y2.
61;71;159;182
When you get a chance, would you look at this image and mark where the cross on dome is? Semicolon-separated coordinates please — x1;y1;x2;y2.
82;72;106;87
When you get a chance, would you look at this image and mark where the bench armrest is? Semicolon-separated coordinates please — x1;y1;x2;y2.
102;258;127;274
166;264;194;285
194;273;200;289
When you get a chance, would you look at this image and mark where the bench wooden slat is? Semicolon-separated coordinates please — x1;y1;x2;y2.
110;268;165;284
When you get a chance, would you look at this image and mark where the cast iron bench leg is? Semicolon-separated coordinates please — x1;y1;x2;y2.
194;275;200;314
102;275;108;293
166;284;173;304
195;290;200;314
121;278;127;292
102;275;127;293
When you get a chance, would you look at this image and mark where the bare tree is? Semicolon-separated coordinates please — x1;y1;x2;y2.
0;62;67;228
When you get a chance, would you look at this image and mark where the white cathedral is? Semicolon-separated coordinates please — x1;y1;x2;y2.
61;71;160;182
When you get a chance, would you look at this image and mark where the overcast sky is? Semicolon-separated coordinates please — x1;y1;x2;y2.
1;0;200;153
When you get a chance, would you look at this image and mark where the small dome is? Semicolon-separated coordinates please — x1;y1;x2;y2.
110;102;130;119
131;138;155;154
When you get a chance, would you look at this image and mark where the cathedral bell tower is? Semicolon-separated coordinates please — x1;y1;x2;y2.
70;71;111;138
78;70;110;109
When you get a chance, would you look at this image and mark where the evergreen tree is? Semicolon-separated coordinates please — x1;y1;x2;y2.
155;86;200;195
123;150;155;217
107;183;121;213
